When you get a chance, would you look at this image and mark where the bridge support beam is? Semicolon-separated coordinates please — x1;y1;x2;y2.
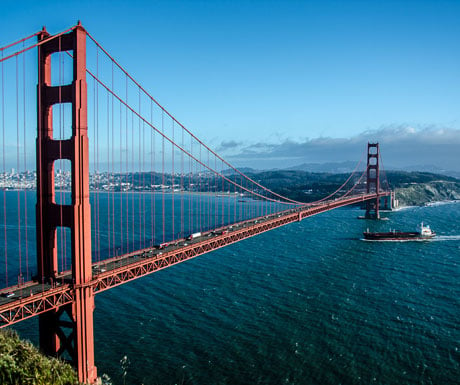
36;24;96;384
365;143;380;219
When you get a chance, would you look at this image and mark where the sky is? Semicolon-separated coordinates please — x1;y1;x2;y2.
1;0;460;171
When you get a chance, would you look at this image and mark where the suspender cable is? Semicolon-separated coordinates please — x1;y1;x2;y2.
88;70;301;206
208;152;211;231
15;55;22;283
138;89;142;249
161;111;165;243
22;41;29;281
181;125;184;238
119;86;123;254
188;142;192;235
112;61;115;256
125;75;129;252
36;40;43;290
142;120;146;247
106;91;111;257
172;120;175;239
86;31;303;205
191;137;194;234
131;111;135;251
150;101;153;245
221;160;224;226
152;101;156;246
96;47;101;262
199;145;202;232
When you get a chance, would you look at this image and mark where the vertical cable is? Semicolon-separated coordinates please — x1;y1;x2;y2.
37;42;44;289
151;100;155;246
194;142;198;232
131;111;135;250
233;171;237;223
111;60;115;256
119;84;123;254
15;55;22;284
92;72;97;263
198;145;201;232
125;75;129;252
22;41;29;281
142;120;146;248
214;156;218;228
221;160;224;226
149;101;153;245
106;90;111;257
161;111;165;243
240;175;243;221
227;175;230;224
138;88;142;249
2;49;8;287
188;138;192;235
171;120;175;239
207;150;210;232
180;124;184;238
96;47;101;262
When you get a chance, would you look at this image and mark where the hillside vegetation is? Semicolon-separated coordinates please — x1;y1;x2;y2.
0;329;79;385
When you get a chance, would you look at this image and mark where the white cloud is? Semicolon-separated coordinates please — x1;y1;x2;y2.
219;125;460;171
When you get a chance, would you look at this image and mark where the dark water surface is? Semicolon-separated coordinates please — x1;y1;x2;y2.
13;202;460;385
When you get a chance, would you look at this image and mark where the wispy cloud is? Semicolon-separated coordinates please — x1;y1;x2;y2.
218;125;460;171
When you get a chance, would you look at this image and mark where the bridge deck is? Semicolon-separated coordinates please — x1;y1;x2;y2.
0;192;390;327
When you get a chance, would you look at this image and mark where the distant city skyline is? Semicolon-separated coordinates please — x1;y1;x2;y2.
1;0;459;172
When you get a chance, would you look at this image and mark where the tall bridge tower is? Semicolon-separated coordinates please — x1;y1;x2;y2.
365;142;380;219
36;24;96;383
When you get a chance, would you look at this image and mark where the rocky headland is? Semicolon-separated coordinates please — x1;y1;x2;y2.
394;180;460;207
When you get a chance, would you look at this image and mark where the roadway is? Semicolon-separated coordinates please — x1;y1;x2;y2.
0;192;390;326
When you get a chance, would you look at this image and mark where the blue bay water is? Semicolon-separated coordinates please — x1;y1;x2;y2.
9;200;460;385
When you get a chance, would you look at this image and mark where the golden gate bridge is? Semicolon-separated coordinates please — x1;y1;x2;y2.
0;23;392;383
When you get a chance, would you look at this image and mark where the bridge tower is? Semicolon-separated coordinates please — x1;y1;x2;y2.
365;142;380;219
36;24;96;383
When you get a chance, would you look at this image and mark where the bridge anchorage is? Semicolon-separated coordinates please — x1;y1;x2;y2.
0;23;392;384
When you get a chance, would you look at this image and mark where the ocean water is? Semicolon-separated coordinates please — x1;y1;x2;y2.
10;201;460;385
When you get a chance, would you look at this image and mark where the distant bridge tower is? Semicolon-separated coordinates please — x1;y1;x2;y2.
36;24;96;383
365;143;380;219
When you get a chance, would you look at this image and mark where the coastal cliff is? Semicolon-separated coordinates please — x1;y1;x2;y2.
394;181;460;207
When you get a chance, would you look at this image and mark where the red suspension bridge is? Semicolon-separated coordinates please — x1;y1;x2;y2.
0;24;393;383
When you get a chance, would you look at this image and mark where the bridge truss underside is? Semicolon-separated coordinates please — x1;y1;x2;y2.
0;192;389;327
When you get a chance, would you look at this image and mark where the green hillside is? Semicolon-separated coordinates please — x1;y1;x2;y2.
0;329;79;385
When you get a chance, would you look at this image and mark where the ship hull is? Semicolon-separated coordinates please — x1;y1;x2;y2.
363;231;436;241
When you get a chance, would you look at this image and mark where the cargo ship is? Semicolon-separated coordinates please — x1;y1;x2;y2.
363;222;435;241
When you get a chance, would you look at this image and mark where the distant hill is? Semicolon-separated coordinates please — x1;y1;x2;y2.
285;161;460;179
223;161;460;179
236;169;460;206
286;161;359;173
222;167;258;175
399;166;460;179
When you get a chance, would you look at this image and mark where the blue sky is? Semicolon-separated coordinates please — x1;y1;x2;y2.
2;0;460;170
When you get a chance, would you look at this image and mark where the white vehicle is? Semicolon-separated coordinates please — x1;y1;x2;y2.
186;232;201;240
